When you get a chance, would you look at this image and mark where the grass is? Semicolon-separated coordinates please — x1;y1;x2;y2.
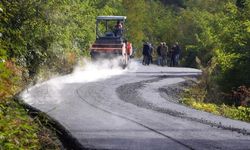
181;89;250;122
0;56;79;150
0;98;62;150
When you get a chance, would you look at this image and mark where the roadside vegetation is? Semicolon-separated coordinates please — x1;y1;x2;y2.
123;0;249;122
182;86;250;122
0;0;249;148
0;98;62;149
0;0;121;149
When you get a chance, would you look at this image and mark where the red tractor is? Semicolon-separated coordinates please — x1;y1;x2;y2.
90;16;132;68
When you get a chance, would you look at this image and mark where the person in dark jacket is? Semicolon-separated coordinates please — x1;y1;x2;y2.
156;42;163;66
114;21;123;37
170;44;176;67
170;42;181;67
142;42;151;65
174;42;181;66
148;43;153;64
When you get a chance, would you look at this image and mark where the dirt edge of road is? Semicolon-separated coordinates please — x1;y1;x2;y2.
159;78;197;103
116;77;250;136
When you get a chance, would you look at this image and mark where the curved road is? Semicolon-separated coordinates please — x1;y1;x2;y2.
21;62;250;150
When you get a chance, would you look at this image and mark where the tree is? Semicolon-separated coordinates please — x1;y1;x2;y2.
236;0;246;8
122;0;146;55
1;0;122;77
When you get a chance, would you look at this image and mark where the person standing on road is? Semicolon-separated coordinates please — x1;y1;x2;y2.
142;42;151;65
170;42;181;67
122;40;133;65
156;42;163;66
148;43;153;64
174;42;181;66
125;40;133;57
161;42;168;66
170;44;176;67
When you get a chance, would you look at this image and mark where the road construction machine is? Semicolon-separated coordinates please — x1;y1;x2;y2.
90;16;132;68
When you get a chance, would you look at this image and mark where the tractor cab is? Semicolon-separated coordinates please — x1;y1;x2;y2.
90;16;127;62
95;16;126;39
90;16;131;68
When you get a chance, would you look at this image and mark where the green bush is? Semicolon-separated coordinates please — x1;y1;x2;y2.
1;1;123;148
182;97;250;122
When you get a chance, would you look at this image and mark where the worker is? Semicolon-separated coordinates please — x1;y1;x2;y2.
161;42;168;66
114;21;123;37
122;40;133;65
126;40;133;57
142;42;151;65
174;42;181;66
170;42;181;67
148;43;153;64
170;44;175;67
157;42;163;66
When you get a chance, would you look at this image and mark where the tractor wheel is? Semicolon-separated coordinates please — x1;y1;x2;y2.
122;64;127;69
90;52;98;61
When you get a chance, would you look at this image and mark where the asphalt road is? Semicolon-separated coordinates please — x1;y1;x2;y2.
21;61;250;150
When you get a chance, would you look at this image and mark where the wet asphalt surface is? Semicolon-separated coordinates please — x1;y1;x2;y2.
21;62;250;150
